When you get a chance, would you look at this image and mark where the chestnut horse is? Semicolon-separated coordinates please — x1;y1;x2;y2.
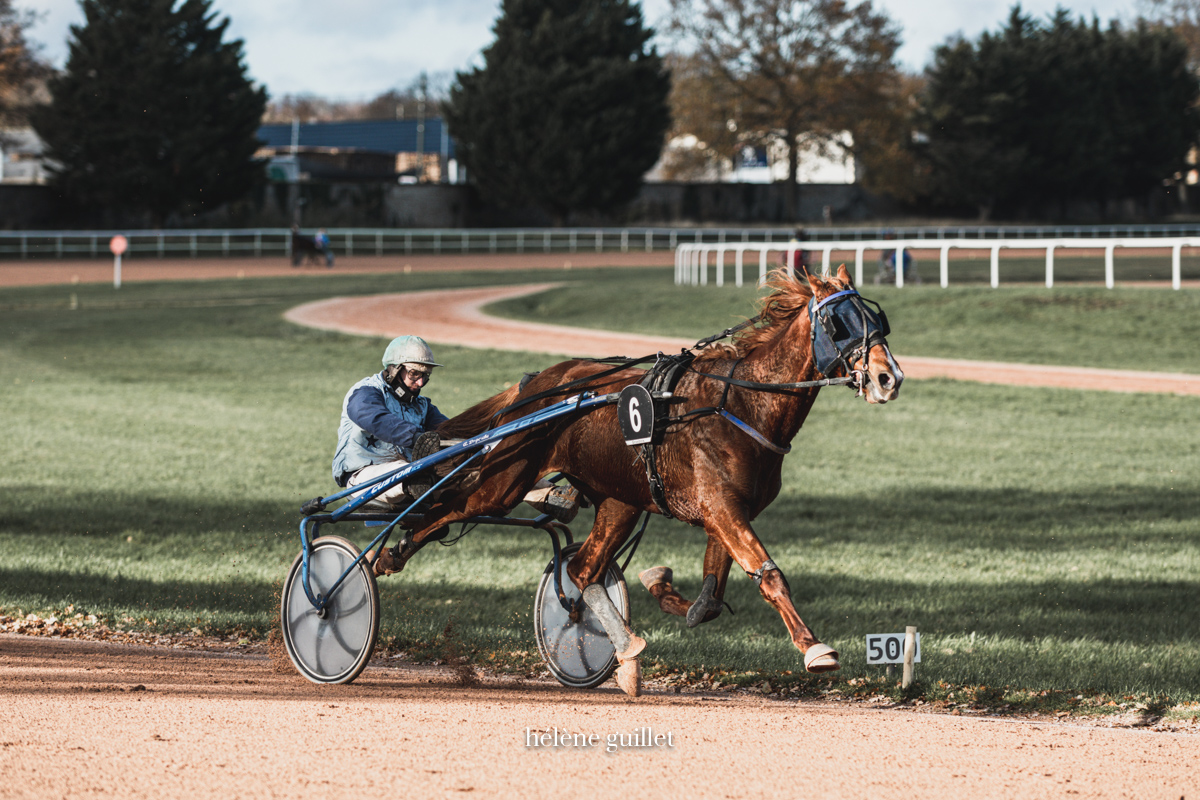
383;266;903;695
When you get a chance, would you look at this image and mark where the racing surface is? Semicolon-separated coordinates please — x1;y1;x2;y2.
3;634;1197;799
4;255;1199;797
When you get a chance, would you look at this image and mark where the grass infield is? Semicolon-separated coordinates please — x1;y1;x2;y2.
1;266;1197;714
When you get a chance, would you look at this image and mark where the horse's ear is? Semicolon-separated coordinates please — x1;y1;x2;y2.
837;263;853;287
805;268;823;295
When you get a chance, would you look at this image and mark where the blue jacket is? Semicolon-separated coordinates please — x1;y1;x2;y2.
331;372;449;485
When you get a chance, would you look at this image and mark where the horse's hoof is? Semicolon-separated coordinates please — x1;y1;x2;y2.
615;657;642;697
803;643;840;673
616;633;647;662
685;573;721;629
366;546;400;577
638;566;672;591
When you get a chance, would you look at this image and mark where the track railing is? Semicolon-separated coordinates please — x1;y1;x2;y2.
674;238;1199;290
0;227;800;259
9;223;1200;262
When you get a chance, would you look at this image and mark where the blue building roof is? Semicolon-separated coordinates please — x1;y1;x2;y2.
258;118;456;158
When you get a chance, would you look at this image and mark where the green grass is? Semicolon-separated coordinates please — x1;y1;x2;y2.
872;251;1200;285
1;267;1197;709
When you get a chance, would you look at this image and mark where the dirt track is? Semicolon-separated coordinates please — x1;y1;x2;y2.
4;255;1200;798
2;634;1197;799
0;252;676;288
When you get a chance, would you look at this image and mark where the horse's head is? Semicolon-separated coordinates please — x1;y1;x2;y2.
806;265;904;404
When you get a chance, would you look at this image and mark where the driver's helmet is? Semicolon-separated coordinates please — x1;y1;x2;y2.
382;335;444;370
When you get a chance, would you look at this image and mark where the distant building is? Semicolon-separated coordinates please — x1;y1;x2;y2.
0;128;53;184
256;118;461;184
645;131;859;185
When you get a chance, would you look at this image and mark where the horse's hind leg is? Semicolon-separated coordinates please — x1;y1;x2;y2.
639;537;733;628
567;498;646;696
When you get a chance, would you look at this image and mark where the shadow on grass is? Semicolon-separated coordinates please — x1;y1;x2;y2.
0;487;297;537
5;482;1194;546
0;566;276;625
760;483;1199;549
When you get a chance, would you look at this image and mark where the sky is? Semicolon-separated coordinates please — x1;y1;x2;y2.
25;0;1139;101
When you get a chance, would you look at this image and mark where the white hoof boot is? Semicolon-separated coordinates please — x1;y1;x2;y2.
804;643;840;673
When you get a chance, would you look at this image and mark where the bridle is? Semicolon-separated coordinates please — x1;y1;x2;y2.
806;288;891;381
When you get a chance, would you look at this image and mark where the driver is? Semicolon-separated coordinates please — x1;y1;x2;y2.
331;335;579;523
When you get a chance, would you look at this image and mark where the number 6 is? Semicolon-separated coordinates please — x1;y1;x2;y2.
628;396;641;431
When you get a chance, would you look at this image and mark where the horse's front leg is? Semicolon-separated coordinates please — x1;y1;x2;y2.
638;537;733;627
567;497;646;696
703;504;840;673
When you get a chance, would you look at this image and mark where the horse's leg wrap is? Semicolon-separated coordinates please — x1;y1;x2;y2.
747;559;779;586
686;573;723;629
582;583;645;661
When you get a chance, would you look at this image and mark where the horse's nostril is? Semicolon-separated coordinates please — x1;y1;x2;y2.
878;373;893;390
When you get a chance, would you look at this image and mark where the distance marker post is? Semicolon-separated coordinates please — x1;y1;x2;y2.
110;235;128;289
866;627;921;686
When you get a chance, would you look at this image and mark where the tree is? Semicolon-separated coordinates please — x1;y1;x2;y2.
0;0;51;126
444;0;671;225
666;0;901;219
31;0;267;225
261;75;454;124
1139;0;1200;68
916;7;1200;219
656;52;742;180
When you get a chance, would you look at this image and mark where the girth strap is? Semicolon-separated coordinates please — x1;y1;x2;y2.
639;441;674;519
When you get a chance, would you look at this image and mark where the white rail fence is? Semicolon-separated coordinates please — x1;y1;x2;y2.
8;224;1200;261
674;238;1197;291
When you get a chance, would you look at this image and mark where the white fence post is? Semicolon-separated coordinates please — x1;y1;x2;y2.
855;246;864;287
715;247;724;286
990;245;1000;288
822;246;831;276
895;245;904;288
1045;245;1055;288
1172;243;1182;291
1105;244;1115;289
940;245;950;288
759;249;768;285
735;248;744;287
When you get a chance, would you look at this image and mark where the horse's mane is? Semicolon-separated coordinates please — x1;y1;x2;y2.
694;267;833;364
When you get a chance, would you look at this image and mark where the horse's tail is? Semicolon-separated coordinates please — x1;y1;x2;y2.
438;384;522;438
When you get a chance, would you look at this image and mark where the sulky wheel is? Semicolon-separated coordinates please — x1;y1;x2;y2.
281;536;380;685
534;541;630;690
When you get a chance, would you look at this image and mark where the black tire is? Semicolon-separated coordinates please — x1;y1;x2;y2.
534;541;630;690
281;536;380;685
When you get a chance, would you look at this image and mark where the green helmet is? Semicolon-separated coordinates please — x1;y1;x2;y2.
382;335;443;369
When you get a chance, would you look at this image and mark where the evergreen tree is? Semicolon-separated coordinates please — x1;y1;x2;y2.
916;7;1200;219
31;0;267;225
445;0;670;224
